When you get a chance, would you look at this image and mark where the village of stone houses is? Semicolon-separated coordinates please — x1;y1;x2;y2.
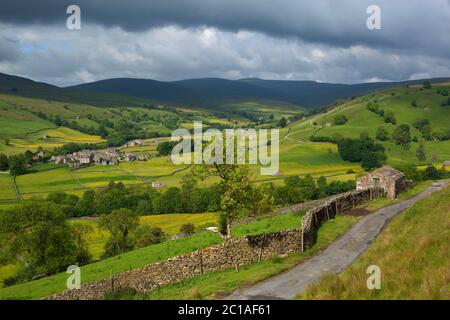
0;1;449;306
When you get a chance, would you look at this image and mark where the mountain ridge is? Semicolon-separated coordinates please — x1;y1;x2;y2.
1;71;450;110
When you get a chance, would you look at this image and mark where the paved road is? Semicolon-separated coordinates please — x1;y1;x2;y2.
226;180;448;300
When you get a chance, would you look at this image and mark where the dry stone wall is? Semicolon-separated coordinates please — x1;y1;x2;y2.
300;187;385;250
49;230;301;300
49;187;385;300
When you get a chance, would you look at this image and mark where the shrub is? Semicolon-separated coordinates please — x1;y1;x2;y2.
134;225;167;247
333;115;348;125
180;223;196;236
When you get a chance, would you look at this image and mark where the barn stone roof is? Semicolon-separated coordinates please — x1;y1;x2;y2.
369;166;405;181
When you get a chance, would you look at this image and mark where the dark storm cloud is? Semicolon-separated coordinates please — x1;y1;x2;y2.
0;1;448;86
0;0;449;54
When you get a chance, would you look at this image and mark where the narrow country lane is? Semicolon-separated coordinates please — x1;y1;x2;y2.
226;180;448;300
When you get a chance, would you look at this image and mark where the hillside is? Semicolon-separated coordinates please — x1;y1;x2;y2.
286;82;450;165
3;72;447;111
300;183;450;300
70;76;450;109
0;92;244;156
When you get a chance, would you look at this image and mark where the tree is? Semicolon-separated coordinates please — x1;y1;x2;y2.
98;208;139;257
76;189;96;216
423;165;440;180
361;151;386;171
337;137;386;171
54;115;62;126
392;124;411;150
376;126;389;141
180;223;196;236
384;112;397;124
134;225;166;247
24;150;33;165
4;138;9;146
135;200;153;215
0;202;84;279
193;163;272;237
0;153;8;171
70;223;93;265
333;115;348;125
416;142;427;162
8;154;26;175
423;81;432;89
157;141;177;156
219;166;254;237
97;124;108;138
279;117;287;128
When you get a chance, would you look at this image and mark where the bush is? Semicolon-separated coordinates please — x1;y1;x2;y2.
423;166;441;180
333;115;348;125
134;225;166;247
180;223;196;236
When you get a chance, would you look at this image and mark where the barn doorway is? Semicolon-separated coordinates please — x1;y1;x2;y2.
373;178;381;187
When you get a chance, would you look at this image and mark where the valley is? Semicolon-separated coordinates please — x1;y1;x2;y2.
0;73;449;300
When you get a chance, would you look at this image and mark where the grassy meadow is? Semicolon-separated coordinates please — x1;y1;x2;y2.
287;84;450;166
69;212;218;260
0;211;303;299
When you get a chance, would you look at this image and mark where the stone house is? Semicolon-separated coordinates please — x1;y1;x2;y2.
123;153;137;162
51;155;70;164
127;139;146;147
93;149;121;165
356;166;411;199
33;151;45;161
74;151;95;165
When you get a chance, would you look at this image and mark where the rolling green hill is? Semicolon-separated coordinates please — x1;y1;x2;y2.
286;82;450;165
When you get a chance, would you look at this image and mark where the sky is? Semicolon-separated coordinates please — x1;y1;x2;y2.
0;0;449;86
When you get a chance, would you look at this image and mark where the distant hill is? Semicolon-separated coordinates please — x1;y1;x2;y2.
0;72;59;94
1;72;450;110
69;76;450;109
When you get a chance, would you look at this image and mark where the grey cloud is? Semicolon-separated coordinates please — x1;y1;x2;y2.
0;24;449;87
0;1;448;86
0;36;21;62
0;0;449;56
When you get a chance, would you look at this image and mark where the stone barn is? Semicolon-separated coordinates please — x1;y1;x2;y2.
356;166;411;199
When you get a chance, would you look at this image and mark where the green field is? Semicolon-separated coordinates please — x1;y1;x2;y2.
0;211;302;299
287;84;450;165
0;174;17;200
69;212;218;259
2;83;450;207
299;184;450;300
